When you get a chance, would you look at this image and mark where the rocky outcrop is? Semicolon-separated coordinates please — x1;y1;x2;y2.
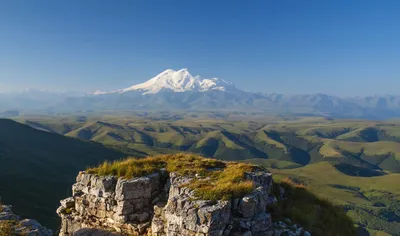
0;204;53;236
57;170;168;235
151;172;273;236
57;169;310;236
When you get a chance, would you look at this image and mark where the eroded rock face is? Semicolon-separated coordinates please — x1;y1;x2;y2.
58;169;306;236
151;172;274;236
57;171;167;235
0;204;53;236
151;173;233;236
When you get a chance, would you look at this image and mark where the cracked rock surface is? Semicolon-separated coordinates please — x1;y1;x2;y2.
57;169;309;236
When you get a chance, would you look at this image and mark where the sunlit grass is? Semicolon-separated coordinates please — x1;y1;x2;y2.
0;220;16;236
87;153;261;201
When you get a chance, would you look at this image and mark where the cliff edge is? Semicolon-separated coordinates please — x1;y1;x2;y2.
57;154;310;236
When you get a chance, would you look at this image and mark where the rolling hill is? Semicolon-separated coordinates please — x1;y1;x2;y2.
0;119;126;229
15;115;400;235
18;116;400;173
272;162;400;235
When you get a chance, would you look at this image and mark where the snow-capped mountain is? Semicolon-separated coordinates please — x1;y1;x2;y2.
95;69;236;95
2;68;400;119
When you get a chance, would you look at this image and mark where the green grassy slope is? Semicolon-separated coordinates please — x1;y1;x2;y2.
17;116;400;172
272;162;400;235
0;119;126;230
15;115;400;234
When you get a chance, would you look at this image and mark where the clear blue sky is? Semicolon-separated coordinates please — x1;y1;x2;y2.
0;0;399;95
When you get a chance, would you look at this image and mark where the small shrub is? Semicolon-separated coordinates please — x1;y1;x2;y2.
61;207;74;215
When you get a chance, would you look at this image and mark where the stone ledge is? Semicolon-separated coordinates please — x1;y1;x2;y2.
57;167;310;236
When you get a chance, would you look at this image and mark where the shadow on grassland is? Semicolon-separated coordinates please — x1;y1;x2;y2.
268;178;357;236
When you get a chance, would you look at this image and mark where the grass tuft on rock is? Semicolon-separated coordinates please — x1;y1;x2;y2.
87;153;262;201
0;220;16;236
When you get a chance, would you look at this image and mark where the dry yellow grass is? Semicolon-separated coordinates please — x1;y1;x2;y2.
0;220;15;236
281;176;307;189
87;153;262;201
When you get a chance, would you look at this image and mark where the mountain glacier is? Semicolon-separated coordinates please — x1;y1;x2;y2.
95;68;236;95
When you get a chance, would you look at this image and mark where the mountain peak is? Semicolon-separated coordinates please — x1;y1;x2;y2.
118;69;235;94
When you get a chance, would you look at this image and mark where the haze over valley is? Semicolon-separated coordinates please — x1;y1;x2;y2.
1;69;400;120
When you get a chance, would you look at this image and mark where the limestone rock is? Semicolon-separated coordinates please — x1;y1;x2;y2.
152;171;273;236
58;171;164;235
57;167;311;236
0;204;52;236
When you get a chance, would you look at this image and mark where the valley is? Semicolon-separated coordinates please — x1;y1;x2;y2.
1;114;399;235
0;119;126;229
16;114;400;173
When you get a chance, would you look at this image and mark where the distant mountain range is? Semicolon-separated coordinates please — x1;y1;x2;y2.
1;69;400;119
